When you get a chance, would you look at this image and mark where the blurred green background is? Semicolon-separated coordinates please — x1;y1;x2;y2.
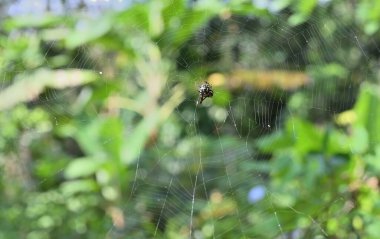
1;0;380;238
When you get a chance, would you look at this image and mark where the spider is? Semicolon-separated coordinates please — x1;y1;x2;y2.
197;81;213;105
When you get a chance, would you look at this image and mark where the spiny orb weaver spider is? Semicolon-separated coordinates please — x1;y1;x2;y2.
197;82;213;105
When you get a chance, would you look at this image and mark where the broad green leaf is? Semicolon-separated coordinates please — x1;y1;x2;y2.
171;10;214;47
297;0;317;15
350;126;369;154
116;4;150;34
41;28;71;42
161;0;217;49
256;131;292;153
121;86;185;164
75;118;113;156
288;0;317;26
3;14;63;31
288;13;308;26
149;1;164;37
354;83;380;152
0;69;97;111
367;219;380;239
99;118;123;159
65;15;112;49
121;109;160;164
60;179;98;196
230;1;268;16
211;88;231;106
162;0;186;28
65;157;104;179
327;129;351;154
364;146;380;175
356;0;380;35
308;63;349;80
286;117;322;154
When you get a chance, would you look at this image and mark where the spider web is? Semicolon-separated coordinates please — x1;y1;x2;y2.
0;1;378;239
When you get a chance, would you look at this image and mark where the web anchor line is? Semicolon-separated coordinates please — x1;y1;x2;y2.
154;178;173;237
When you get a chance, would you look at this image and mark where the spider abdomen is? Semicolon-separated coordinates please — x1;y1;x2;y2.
197;82;213;104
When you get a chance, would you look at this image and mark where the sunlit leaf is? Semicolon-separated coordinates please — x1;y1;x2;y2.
120;109;159;165
161;0;218;49
60;179;98;196
350;126;369;154
364;146;380;175
65;157;104;179
149;1;164;37
3;14;63;31
0;69;97;111
354;83;380;152
256;131;292;153
78;122;104;157
65;16;113;48
120;86;185;164
286;117;323;154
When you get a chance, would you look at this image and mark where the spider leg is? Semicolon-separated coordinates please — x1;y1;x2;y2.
197;95;205;105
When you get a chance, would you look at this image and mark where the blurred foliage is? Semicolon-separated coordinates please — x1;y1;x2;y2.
0;0;380;238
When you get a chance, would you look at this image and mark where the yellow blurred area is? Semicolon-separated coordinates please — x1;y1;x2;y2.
335;110;356;125
208;69;310;90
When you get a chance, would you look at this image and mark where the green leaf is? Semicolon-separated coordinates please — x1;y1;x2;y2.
256;131;292;153
367;219;380;238
327;129;351;154
229;0;269;16
99;118;123;159
364;146;380;175
75;119;104;156
149;1;165;37
297;0;317;15
161;0;217;48
308;63;349;80
65;157;104;179
212;88;231;106
350;126;369;154
121;110;160;164
354;83;380;152
75;117;123;158
288;13;308;26
65;15;113;48
120;86;185;165
288;0;317;26
286;117;323;154
116;4;150;34
2;14;63;31
364;22;379;35
60;179;98;196
0;69;97;111
356;0;380;35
